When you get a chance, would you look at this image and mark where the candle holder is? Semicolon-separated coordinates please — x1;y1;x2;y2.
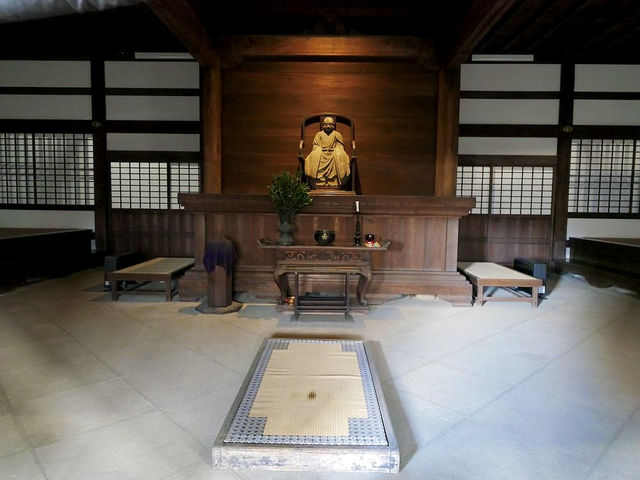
354;213;362;246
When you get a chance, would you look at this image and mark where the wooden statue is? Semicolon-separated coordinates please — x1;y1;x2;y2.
303;116;351;190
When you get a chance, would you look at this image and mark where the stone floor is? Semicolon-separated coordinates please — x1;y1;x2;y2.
1;268;639;479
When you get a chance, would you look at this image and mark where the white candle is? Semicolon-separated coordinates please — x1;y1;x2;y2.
355;200;359;212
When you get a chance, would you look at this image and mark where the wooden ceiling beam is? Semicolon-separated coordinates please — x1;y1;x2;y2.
580;3;640;52
525;0;592;52
145;0;218;66
442;0;518;70
219;35;437;68
500;0;560;51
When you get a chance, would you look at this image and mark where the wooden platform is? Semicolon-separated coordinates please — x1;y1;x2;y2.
213;338;399;473
557;237;640;296
0;228;93;285
107;257;194;301
177;194;474;306
458;261;542;307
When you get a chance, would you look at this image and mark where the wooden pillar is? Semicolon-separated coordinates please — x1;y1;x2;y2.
551;63;575;265
435;68;461;197
145;0;222;193
178;212;207;300
90;55;109;252
201;62;222;193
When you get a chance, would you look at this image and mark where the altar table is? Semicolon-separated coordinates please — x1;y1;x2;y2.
258;239;389;319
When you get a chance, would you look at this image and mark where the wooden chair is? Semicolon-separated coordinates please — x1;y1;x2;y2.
297;113;361;194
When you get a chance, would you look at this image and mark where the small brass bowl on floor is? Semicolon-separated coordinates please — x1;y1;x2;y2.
314;229;335;246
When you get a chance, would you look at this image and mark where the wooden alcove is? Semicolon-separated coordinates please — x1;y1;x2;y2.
167;33;474;305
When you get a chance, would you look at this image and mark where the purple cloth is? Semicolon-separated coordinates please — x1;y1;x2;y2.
203;238;237;273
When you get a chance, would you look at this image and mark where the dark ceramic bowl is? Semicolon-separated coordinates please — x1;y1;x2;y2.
314;229;335;245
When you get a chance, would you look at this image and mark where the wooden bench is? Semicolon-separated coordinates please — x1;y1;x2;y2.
108;257;194;301
458;261;542;307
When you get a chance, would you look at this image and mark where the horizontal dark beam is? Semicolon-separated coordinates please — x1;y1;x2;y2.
107;151;201;162
0;120;92;132
461;124;640;138
459;124;559;137
573;92;640;100
105;88;200;96
460;91;559;99
220;35;438;68
0;87;92;95
104;120;200;133
459;154;557;166
568;213;640;219
0;204;94;211
570;125;640;138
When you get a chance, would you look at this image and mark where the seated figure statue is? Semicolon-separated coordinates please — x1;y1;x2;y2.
304;116;351;190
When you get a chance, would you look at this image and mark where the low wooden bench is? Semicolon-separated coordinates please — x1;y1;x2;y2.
108;257;194;301
458;261;542;307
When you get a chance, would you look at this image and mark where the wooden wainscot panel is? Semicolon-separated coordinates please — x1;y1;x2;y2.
110;210;194;259
487;216;552;264
458;214;552;265
458;214;488;261
179;193;475;306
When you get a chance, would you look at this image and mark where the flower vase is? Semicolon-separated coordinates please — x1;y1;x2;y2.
277;215;295;245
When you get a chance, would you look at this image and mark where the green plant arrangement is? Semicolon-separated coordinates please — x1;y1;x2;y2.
267;171;313;245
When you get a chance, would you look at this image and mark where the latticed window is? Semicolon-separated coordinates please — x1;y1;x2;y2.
457;165;553;215
456;166;490;214
492;166;553;215
169;162;199;208
110;161;199;210
0;133;94;206
568;139;640;214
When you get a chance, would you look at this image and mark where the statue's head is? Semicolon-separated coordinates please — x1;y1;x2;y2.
322;116;336;134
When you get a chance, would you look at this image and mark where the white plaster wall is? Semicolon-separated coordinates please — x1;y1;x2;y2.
0;61;94;230
107;133;200;151
0;94;92;119
105;61;199;89
0;61;91;119
460;62;640;251
461;63;560;91
0;210;95;230
458;137;557;155
460;99;559;124
105;60;200;121
575;65;640;92
0;60;90;87
105;95;199;121
567;219;640;238
573;100;640;126
573;65;640;125
459;64;559;125
0;58;200;232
